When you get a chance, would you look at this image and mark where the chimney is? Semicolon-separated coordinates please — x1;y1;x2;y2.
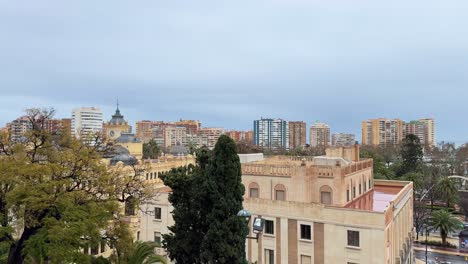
354;141;360;162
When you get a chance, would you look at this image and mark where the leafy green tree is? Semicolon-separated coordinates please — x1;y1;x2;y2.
437;176;459;208
430;209;463;246
162;147;211;264
402;172;424;196
0;108;152;264
360;146;395;179
143;139;161;159
399;134;423;176
200;135;248;263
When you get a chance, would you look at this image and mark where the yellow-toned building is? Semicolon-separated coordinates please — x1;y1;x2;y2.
103;105;132;141
114;133;143;159
361;118;405;146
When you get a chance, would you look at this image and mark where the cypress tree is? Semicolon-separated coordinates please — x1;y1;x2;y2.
162;147;211;264
200;135;247;263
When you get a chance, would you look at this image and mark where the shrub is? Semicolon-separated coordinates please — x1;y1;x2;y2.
419;240;457;249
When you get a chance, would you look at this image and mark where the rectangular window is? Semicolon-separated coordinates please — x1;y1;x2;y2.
321;191;331;205
264;249;274;264
347;189;350;202
301;255;312;264
352;187;356;198
265;220;274;235
91;244;99;255
364;181;367;191
154;232;161;247
154;207;162;220
275;190;285;201
250;188;259;198
359;184;362;195
137;231;140;241
300;224;311;240
347;230;360;247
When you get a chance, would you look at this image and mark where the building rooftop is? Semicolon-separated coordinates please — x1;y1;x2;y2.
344;184;403;212
115;133;141;143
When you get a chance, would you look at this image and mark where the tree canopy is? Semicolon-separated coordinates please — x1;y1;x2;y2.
142;139;160;159
0;108;154;264
163;135;247;264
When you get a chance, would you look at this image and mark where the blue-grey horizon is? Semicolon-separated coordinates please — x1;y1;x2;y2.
1;0;467;144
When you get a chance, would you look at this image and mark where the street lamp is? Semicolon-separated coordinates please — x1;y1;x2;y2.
238;209;265;264
423;223;431;264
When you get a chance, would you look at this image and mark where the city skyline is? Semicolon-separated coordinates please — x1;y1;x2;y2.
1;0;467;144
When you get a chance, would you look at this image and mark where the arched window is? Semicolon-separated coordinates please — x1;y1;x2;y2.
274;184;286;201
249;182;260;198
320;185;333;205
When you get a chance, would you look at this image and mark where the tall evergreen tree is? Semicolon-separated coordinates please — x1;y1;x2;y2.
162;147;211;264
200;135;247;263
399;134;423;176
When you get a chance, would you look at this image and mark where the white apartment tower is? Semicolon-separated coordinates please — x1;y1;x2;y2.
71;107;103;138
254;118;289;149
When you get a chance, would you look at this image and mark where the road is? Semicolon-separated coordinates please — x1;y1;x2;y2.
415;249;468;263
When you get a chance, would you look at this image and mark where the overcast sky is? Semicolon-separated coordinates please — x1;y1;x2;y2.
1;0;467;144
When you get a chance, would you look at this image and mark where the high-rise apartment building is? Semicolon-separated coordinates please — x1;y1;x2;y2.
310;122;330;147
71;107;103;138
164;126;187;148
332;133;355;146
363;118;435;146
419;118;435;146
361;118;405;146
404;121;426;143
174;119;201;135
135;120;155;142
198;127;225;149
253;118;289;149
8;115;72;142
226;130;254;143
7;116;31;142
403;118;436;146
288;121;307;149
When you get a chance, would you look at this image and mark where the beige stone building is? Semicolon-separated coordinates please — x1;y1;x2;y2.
135;145;413;264
289;121;307;149
242;146;413;264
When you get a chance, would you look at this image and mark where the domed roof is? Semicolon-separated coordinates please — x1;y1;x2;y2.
110;154;137;165
109;103;127;125
102;144;131;158
115;133;141;143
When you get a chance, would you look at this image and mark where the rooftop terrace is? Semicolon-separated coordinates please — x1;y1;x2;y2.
344;184;403;212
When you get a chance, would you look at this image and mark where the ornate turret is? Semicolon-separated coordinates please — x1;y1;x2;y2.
109;101;127;125
103;100;132;141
